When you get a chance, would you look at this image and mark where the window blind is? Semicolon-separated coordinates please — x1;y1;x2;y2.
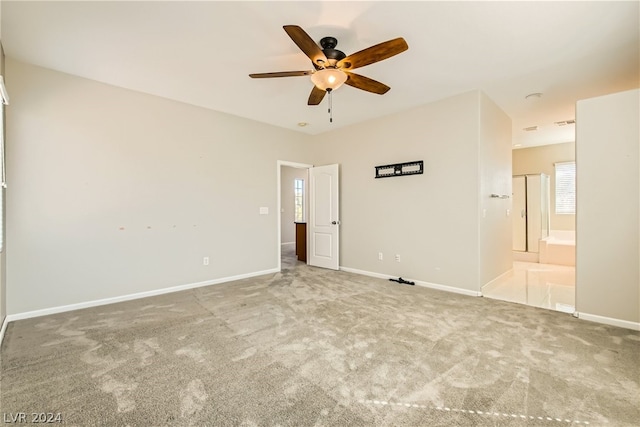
555;161;576;214
294;179;304;222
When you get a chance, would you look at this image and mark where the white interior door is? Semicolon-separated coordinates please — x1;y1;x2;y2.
512;176;527;251
309;164;339;270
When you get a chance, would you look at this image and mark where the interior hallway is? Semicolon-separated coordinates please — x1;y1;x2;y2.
281;243;304;270
482;261;576;314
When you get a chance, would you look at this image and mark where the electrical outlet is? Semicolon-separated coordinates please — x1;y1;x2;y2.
378;252;383;261
203;257;209;266
395;254;401;262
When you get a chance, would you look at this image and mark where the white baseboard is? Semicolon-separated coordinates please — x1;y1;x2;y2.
339;266;482;297
281;242;295;247
3;268;280;325
576;312;640;331
480;268;513;294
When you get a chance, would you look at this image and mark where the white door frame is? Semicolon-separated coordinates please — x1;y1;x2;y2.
277;160;313;271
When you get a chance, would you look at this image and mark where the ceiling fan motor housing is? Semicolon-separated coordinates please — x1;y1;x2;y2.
320;36;346;63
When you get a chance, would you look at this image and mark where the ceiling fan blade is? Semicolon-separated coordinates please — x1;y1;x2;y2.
283;25;329;68
344;72;390;95
308;86;326;105
337;38;408;70
249;71;312;78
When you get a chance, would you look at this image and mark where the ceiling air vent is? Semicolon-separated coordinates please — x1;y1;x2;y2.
554;119;575;126
523;126;538;132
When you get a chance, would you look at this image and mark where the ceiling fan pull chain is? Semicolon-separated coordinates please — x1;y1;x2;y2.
328;88;333;123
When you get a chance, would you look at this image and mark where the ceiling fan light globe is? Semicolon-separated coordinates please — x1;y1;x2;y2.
311;69;347;91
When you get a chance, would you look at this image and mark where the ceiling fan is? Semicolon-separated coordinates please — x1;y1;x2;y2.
249;25;409;109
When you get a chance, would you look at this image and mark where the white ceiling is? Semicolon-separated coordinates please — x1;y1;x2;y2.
2;1;638;148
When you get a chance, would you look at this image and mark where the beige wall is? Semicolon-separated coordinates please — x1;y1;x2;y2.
6;60;313;315
8;56;637;330
512;142;575;231
280;166;307;244
576;89;639;326
310;90;511;293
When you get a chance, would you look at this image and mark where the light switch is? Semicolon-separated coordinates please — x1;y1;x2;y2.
259;207;269;215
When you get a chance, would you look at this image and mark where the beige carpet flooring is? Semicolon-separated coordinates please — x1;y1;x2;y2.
1;247;639;426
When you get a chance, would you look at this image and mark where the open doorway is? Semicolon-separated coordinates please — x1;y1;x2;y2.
277;161;341;271
483;142;576;314
277;161;312;271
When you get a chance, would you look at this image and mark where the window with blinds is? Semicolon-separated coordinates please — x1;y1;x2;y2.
555;161;576;214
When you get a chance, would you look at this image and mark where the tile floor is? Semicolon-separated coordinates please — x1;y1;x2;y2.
482;261;576;314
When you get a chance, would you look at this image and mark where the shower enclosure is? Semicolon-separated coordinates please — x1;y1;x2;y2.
513;174;550;258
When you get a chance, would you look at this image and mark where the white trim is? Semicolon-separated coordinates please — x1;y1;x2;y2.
340;267;391;280
339;266;482;297
0;76;9;105
0;316;8;347
480;268;513;294
281;242;295;247
576;312;640;331
3;268;279;324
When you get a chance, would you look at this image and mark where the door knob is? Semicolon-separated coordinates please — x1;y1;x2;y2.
331;221;340;225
